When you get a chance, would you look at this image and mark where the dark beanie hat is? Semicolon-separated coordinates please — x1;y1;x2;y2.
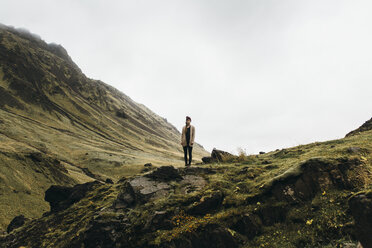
186;116;191;121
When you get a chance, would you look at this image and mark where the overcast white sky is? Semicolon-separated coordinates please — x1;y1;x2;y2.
1;0;371;155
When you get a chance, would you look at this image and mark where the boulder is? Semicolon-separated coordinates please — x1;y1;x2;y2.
7;215;29;233
141;163;154;173
202;148;237;164
144;165;183;182
115;109;128;119
129;176;171;201
180;175;208;194
201;156;214;164
105;178;114;184
187;191;224;215
211;148;236;162
230;213;262;239
44;180;102;213
78;211;130;247
112;180;139;210
143;210;174;232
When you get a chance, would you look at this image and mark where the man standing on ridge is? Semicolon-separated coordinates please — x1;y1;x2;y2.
181;116;195;166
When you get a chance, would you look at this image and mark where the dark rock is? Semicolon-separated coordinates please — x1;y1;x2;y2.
145;165;183;182
230;213;262;239
180;175;208;194
202;149;237;164
143;210;174;232
77;211;131;248
105;178;114;184
115;109;128;119
7;215;29;233
129;176;171;201
259;151;265;154
44;180;102;213
259;157;364;204
141;163;155;173
112;181;138;210
211;148;236;162
348;191;372;248
202;156;214;164
187;191;224;215
26;152;43;162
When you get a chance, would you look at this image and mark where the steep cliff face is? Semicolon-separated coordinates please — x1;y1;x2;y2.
0;24;209;230
1;116;371;247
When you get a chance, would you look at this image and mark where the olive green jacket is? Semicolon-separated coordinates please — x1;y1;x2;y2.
181;124;195;147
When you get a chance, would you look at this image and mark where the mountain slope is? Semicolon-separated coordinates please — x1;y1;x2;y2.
0;118;371;247
0;24;209;230
346;117;372;138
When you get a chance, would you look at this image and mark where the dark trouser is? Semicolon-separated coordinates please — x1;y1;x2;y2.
183;144;193;164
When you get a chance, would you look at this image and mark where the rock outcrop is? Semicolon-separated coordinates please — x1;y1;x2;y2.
44;180;103;213
255;157;367;204
202;148;237;164
144;165;183;182
348;190;372;248
187;191;224;216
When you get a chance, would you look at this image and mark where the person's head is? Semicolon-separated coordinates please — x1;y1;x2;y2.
186;116;191;125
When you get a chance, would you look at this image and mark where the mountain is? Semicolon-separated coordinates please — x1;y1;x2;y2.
0;114;371;247
0;23;209;231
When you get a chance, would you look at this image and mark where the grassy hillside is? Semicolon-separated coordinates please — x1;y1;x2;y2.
0;119;370;247
0;24;209;231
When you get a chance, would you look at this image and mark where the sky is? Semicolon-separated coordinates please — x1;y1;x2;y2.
1;0;371;155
